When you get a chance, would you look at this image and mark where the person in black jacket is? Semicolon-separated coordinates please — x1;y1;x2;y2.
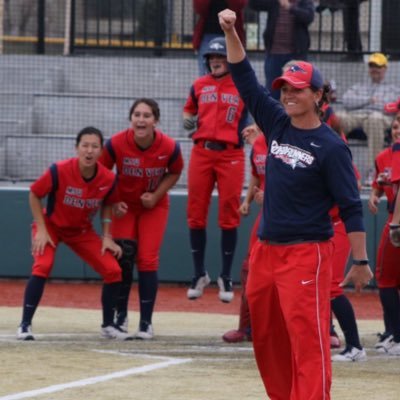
249;0;315;99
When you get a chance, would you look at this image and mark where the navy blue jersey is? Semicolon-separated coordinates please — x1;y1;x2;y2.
230;58;364;242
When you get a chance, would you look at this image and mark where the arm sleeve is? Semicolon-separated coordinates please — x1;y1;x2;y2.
168;142;184;175
323;143;365;232
103;178;120;205
98;140;116;169
342;84;371;110
30;166;54;198
229;57;288;142
290;0;315;25
183;86;198;115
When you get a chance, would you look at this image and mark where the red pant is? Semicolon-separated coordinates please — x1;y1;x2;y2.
111;204;169;271
247;240;333;400
187;145;244;229
330;220;351;298
31;222;121;284
376;218;400;288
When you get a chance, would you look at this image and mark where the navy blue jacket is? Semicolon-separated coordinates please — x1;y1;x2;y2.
249;0;315;55
230;58;364;242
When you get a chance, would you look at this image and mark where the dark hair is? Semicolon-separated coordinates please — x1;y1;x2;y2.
313;84;330;120
129;98;160;121
75;126;104;147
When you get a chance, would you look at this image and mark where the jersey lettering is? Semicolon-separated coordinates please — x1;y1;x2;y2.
226;106;237;123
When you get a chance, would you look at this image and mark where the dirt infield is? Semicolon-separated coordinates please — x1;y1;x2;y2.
0;279;382;319
1;280;399;400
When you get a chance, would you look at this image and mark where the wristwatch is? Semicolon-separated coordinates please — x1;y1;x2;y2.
352;259;369;266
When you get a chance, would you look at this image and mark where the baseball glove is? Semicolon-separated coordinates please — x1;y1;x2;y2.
389;224;400;247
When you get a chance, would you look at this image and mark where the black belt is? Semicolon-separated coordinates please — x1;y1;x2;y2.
195;140;242;151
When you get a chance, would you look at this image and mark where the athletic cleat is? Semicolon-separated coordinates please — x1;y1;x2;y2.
187;273;211;300
386;340;400;356
217;276;234;303
330;334;341;349
16;324;34;341
331;346;367;362
222;329;251;343
115;313;128;333
374;333;393;353
101;325;133;340
135;323;154;340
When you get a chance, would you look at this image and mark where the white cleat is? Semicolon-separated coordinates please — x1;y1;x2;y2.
101;325;133;341
332;346;367;362
187;273;211;300
135;324;154;340
217;276;234;303
374;334;393;353
16;325;34;341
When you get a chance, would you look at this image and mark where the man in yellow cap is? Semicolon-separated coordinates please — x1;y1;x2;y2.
337;53;400;170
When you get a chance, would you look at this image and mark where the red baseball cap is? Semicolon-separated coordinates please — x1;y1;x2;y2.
272;61;324;90
384;98;400;114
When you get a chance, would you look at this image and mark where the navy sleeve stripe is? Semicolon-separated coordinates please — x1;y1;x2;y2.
168;142;181;167
190;86;198;110
104;178;117;204
393;142;400;152
46;163;58;217
105;139;116;162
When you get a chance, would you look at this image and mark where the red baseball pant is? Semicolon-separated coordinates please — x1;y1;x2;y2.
111;204;169;271
247;240;333;400
187;145;244;229
31;222;121;284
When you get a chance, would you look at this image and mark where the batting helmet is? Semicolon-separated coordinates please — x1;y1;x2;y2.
203;37;227;72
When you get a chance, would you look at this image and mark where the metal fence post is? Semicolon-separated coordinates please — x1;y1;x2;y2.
37;0;45;54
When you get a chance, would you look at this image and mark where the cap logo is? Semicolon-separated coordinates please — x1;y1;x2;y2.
289;65;306;74
210;43;224;50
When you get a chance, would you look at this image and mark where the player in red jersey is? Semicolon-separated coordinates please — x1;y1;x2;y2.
183;37;249;303
368;99;400;355
17;127;130;341
99;98;184;339
223;124;267;342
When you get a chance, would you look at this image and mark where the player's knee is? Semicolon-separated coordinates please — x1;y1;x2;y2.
32;263;52;278
115;239;137;281
102;266;122;284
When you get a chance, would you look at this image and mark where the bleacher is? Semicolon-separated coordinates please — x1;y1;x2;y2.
1;53;399;184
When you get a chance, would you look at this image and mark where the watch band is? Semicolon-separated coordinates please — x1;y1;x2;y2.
352;259;369;266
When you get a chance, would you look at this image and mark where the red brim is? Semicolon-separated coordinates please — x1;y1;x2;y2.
271;76;310;90
384;102;400;114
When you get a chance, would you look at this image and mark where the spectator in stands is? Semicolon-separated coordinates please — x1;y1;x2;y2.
193;0;248;75
368;99;400;356
249;0;315;99
17;127;130;341
337;53;399;168
317;0;366;59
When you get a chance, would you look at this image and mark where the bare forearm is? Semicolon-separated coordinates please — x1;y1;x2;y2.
153;173;180;201
29;191;46;229
348;231;368;260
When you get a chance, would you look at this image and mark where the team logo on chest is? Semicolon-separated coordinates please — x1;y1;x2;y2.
270;140;315;169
